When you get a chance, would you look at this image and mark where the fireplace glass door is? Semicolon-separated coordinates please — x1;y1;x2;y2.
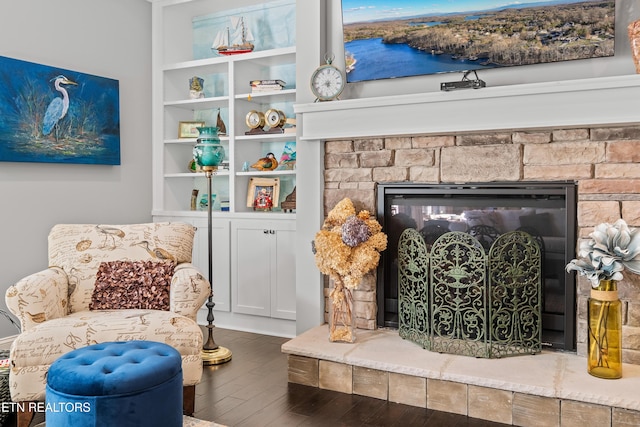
377;182;576;350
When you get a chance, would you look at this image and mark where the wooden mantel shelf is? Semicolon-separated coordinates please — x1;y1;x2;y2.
294;74;640;141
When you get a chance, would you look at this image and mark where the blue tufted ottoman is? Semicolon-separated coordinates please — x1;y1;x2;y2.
45;341;183;427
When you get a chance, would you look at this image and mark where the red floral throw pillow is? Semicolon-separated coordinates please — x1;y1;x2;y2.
90;260;175;311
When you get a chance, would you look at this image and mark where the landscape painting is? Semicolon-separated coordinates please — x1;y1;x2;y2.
0;56;120;165
342;0;615;83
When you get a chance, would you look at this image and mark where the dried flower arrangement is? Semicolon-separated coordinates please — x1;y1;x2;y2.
313;198;387;342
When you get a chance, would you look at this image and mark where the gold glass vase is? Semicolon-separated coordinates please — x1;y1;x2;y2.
587;279;622;379
328;279;356;343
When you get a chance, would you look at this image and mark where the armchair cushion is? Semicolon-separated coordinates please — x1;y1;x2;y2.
90;260;175;311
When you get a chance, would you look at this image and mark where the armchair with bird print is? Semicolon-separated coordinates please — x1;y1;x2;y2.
5;222;210;426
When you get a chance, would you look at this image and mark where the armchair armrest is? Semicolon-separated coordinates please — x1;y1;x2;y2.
170;263;211;321
5;267;69;332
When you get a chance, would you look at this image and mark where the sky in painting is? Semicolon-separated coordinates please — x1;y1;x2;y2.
341;0;583;24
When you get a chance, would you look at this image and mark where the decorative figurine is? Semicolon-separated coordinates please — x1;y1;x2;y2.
251;152;278;171
199;193;216;210
216;110;227;135
189;76;205;99
189;158;201;173
212;16;254;55
276;142;296;170
191;189;199;211
282;187;296;213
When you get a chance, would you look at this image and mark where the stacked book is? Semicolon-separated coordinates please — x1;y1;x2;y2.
250;79;285;93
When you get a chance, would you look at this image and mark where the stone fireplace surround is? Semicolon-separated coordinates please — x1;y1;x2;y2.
285;75;640;425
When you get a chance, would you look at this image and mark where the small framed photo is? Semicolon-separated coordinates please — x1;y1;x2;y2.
247;177;280;211
178;121;205;138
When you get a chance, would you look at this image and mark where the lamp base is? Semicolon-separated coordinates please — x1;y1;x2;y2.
202;346;232;365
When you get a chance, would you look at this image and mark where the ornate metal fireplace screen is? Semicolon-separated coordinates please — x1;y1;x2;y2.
398;228;542;358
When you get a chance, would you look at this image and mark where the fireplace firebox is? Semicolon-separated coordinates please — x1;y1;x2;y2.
377;182;577;350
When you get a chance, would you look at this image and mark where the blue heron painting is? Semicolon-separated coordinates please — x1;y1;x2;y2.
0;56;120;165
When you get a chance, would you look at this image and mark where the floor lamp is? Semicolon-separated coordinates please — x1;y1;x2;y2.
194;126;232;365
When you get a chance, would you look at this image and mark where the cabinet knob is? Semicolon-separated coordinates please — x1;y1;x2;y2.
269;230;275;234
263;230;269;234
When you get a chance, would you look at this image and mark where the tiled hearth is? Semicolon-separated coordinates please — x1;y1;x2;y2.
282;326;640;426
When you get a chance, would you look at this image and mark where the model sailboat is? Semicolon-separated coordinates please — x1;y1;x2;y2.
212;16;254;55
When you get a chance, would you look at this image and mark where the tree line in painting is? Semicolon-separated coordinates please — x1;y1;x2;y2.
343;1;614;67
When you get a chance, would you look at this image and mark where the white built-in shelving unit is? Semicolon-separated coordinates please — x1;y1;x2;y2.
151;0;298;337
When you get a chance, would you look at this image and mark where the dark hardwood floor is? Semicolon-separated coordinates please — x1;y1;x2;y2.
6;327;509;426
194;327;509;427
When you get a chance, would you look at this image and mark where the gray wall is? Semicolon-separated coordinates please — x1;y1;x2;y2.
0;0;152;337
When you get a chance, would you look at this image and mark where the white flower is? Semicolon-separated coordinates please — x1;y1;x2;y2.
566;219;640;288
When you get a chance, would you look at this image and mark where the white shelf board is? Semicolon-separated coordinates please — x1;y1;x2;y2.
164;96;229;110
164;136;230;144
236;132;296;141
165;171;230;178
236;170;296;176
236;88;297;103
163;46;296;71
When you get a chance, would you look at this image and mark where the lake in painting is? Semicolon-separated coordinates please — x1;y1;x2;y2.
342;0;615;83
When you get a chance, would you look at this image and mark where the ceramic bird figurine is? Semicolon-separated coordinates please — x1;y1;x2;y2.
251;152;278;171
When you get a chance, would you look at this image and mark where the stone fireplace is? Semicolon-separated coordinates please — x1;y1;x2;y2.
285;75;640;424
321;125;640;362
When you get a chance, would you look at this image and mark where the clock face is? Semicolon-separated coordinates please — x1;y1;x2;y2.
311;64;345;101
265;109;286;128
245;110;265;129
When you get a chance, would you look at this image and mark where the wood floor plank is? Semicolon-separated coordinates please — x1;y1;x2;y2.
212;384;289;426
234;394;294;427
296;390;365;424
340;395;388;425
286;383;341;417
366;401;420;427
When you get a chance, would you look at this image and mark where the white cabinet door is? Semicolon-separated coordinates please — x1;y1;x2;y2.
232;221;272;316
270;224;296;320
231;219;296;319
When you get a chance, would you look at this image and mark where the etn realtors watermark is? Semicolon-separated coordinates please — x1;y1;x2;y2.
1;401;91;413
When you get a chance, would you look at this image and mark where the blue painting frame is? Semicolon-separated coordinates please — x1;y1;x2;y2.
0;56;120;165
